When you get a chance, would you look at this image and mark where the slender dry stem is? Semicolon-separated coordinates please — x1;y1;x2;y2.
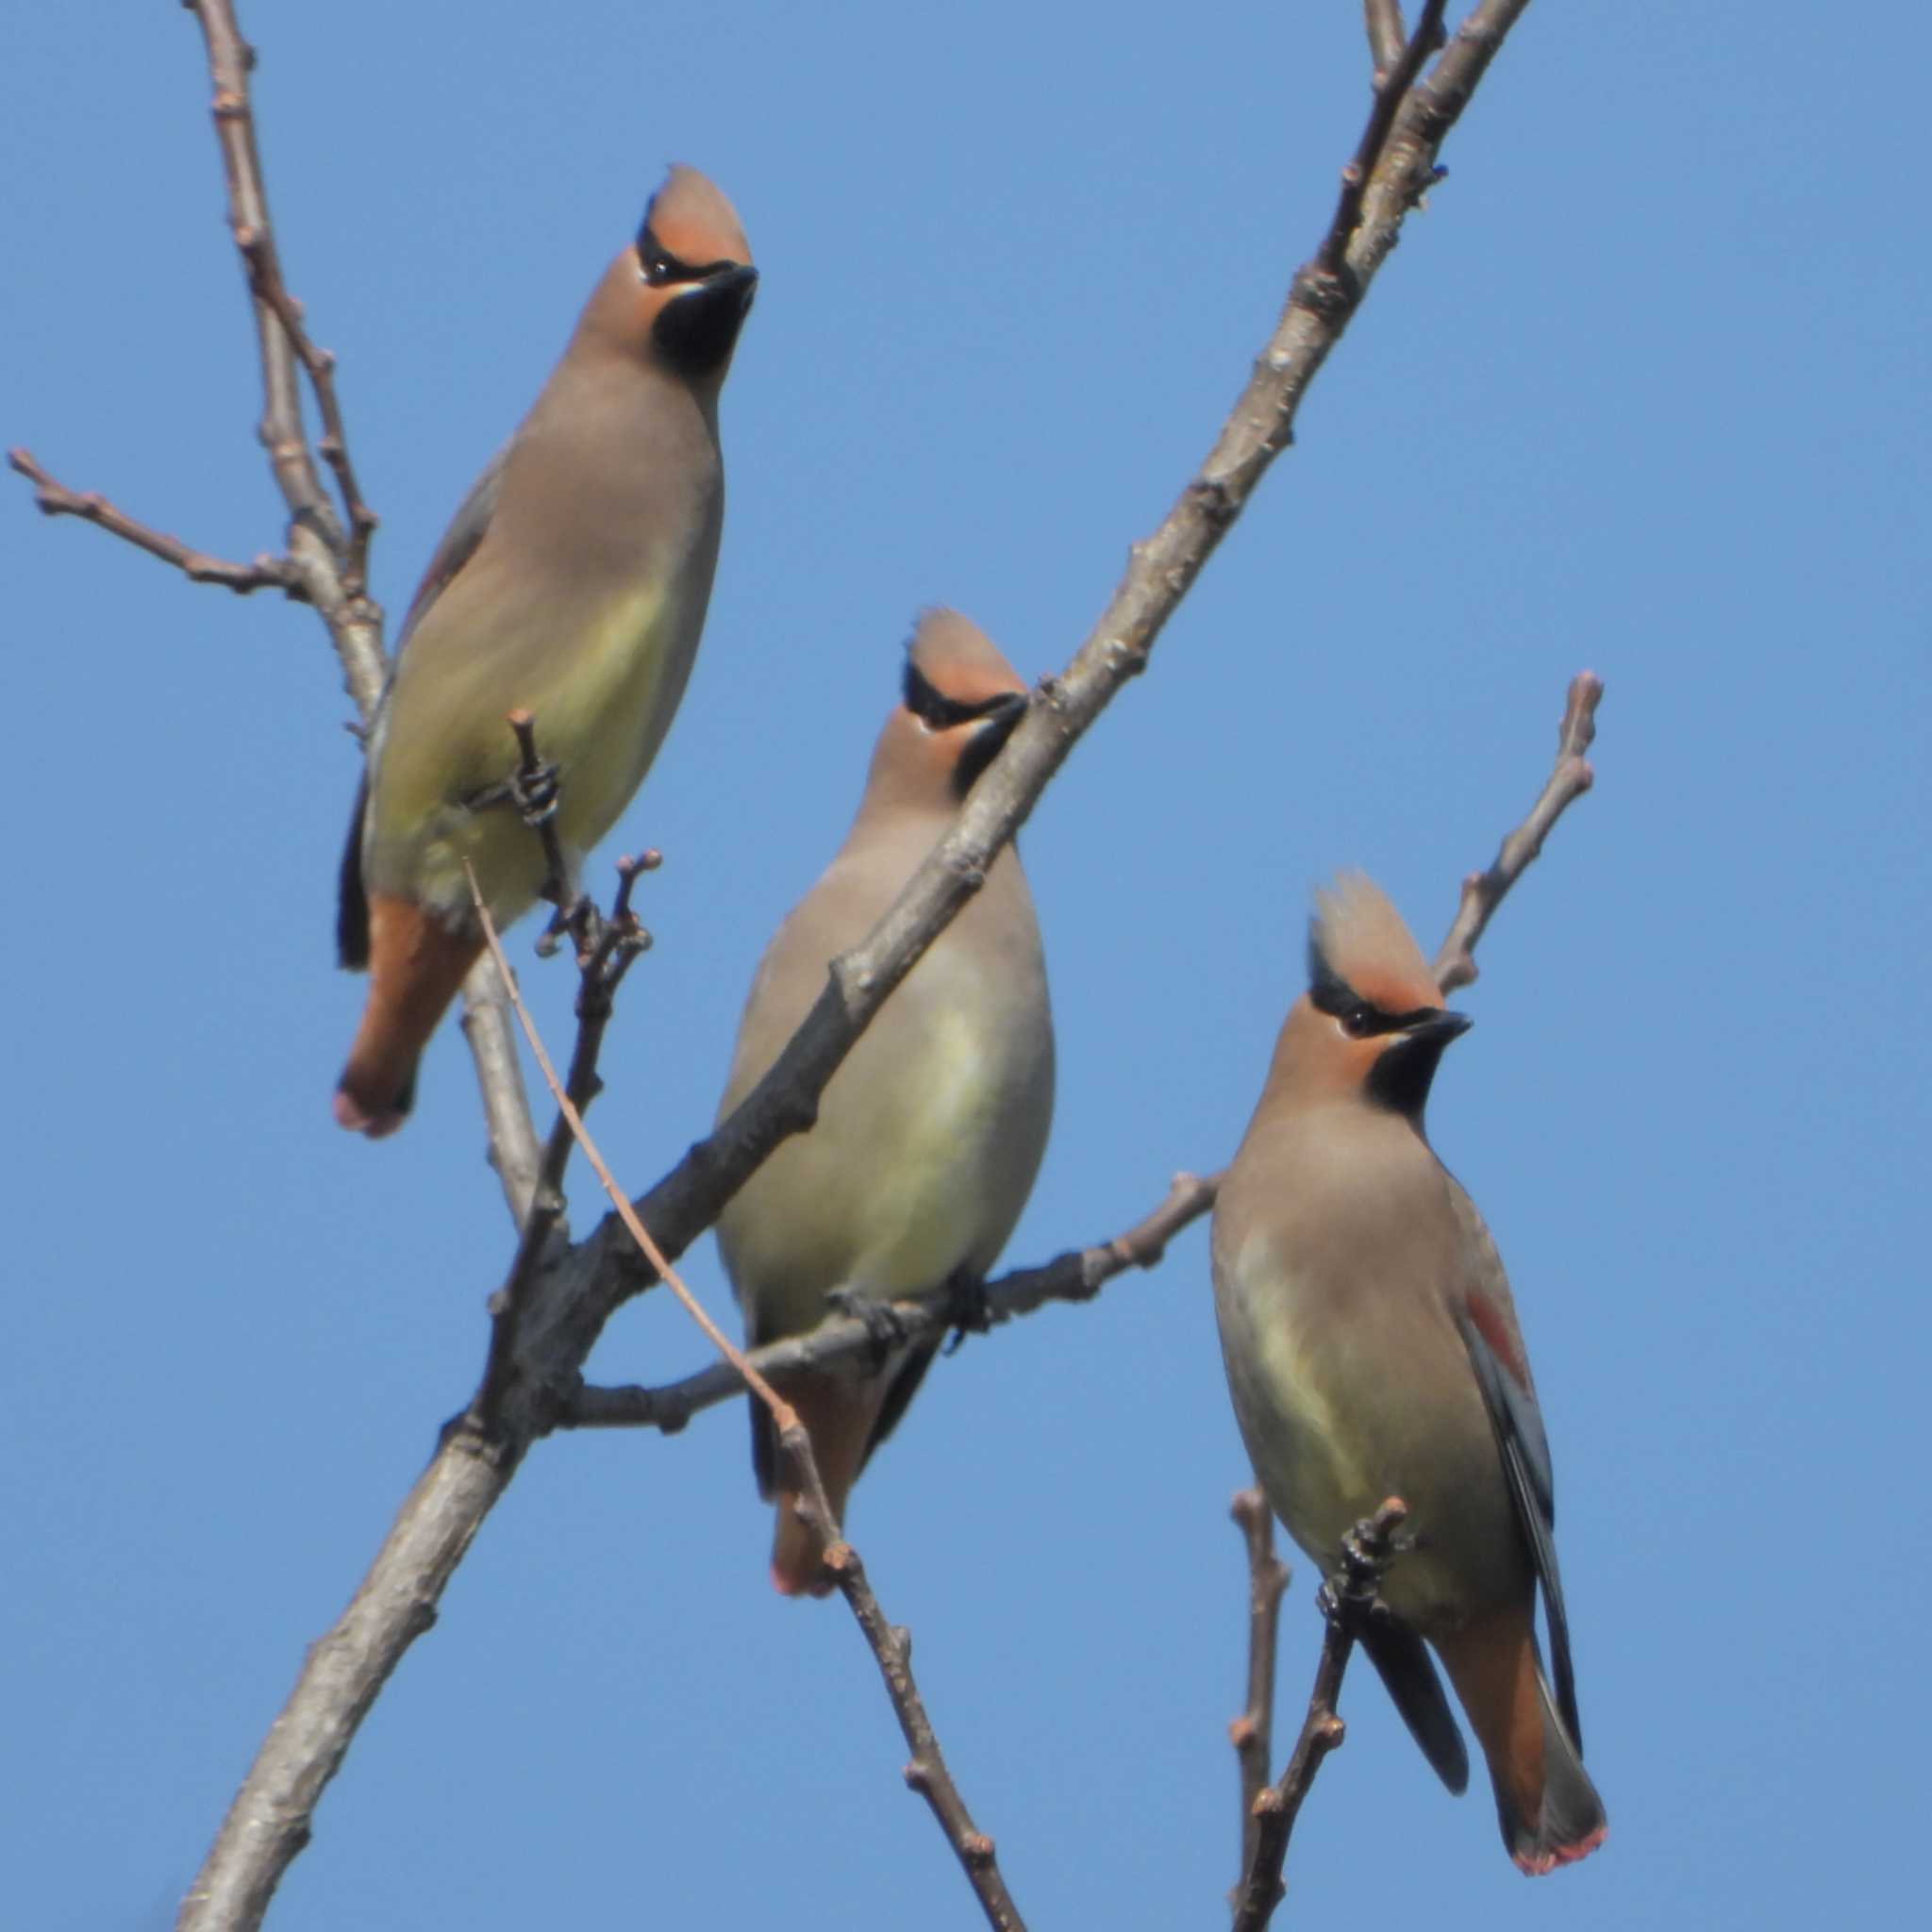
564;1169;1219;1433
1231;1500;1408;1932
7;448;299;593
469;845;656;1435
467;873;1026;1930
169;2;1552;1920
1364;1;1409;75
1433;672;1602;994
1316;3;1449;278
1228;1491;1291;1890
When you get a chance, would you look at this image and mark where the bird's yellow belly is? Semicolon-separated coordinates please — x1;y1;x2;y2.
404;579;691;925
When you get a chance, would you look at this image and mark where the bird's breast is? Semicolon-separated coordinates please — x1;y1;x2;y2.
1213;1224;1516;1626
721;929;1051;1336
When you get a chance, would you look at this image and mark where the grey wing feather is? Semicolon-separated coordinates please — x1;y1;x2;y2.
334;441;512;966
1456;1308;1581;1750
392;439;512;652
337;774;372;967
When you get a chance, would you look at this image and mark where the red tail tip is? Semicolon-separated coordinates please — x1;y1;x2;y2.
1513;1822;1607;1876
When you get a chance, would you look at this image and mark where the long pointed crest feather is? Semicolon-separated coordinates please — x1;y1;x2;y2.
1308;873;1441;1013
905;607;1025;708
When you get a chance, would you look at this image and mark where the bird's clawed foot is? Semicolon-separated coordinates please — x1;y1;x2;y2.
1318;1496;1409;1632
508;752;560;828
826;1287;908;1370
941;1269;992;1355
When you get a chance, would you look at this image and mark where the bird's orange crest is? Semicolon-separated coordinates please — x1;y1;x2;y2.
1309;873;1441;1013
643;164;752;271
906;607;1026;710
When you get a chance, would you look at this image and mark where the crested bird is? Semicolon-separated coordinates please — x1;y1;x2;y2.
335;164;757;1135
1211;873;1605;1872
715;609;1055;1595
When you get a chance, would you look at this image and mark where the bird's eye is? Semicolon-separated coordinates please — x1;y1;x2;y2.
1341;1005;1376;1038
642;250;675;285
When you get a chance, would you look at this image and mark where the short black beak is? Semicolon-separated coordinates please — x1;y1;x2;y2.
1406;1008;1473;1045
704;262;758;308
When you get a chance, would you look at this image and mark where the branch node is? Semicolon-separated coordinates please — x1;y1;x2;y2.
1187;476;1238;528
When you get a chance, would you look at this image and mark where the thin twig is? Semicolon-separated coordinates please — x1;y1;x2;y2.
1228;1490;1291;1892
469;845;656;1435
1315;0;1447;277
7;448;302;595
175;3;1549;1918
460;865;820;1492
188;0;375;588
466;870;1027;1931
1363;1;1408;76
824;1541;1027;1932
460;952;545;1224
500;709;574;929
189;0;335;546
1231;1500;1408;1932
235;255;377;592
1433;672;1602;994
539;851;655;1166
560;1170;1218;1434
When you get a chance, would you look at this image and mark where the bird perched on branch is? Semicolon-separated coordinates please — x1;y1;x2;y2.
715;609;1055;1595
334;164;758;1135
1211;874;1605;1873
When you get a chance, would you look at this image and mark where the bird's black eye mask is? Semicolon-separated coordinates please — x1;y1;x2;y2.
902;659;1028;797
635;221;741;288
901;658;1022;732
1307;941;1442;1040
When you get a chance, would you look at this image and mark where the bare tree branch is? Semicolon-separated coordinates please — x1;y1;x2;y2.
6;447;301;594
1228;1490;1291;1893
184;0;387;717
466;874;1029;1930
470;842;656;1435
1433;671;1601;994
509;0;1553;1381
459;955;545;1224
1232;1500;1409;1932
1318;3;1449;279
567;631;1606;1440
563;1169;1219;1434
206;0;545;1224
1364;2;1410;76
113;1;1556;1920
824;1541;1027;1932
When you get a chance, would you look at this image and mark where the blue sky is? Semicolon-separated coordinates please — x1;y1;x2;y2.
7;3;1927;1926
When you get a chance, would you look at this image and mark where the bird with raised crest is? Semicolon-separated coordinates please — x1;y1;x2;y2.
1211;873;1605;1873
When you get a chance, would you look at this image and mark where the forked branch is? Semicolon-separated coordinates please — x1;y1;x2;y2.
1228;1491;1291;1888
465;878;1028;1932
1433;672;1602;994
109;1;1562;1924
1231;1500;1409;1932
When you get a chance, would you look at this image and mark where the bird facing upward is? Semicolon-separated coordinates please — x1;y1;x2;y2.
334;164;757;1136
1210;874;1605;1873
714;609;1055;1596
